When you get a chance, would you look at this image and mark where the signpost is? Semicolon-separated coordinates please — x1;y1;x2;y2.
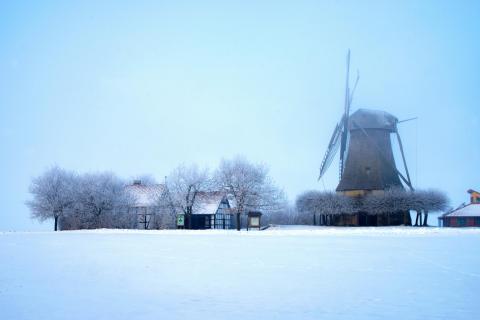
247;211;262;231
177;214;185;229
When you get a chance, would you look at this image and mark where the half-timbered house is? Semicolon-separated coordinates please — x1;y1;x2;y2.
186;192;235;230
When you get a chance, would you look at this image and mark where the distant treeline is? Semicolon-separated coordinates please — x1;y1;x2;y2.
26;159;449;231
26;156;299;231
26;169;138;231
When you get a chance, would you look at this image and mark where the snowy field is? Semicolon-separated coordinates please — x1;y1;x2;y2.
1;227;479;320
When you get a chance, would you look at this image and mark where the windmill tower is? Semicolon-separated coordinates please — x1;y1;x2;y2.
318;51;413;225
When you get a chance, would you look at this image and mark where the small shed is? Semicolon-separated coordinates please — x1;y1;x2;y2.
439;189;480;227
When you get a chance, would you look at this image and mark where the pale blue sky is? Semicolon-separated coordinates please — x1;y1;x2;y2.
1;0;478;230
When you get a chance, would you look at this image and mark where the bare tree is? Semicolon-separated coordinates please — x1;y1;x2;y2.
296;190;354;215
409;191;422;226
297;188;447;227
263;205;310;226
417;189;449;226
150;185;178;229
26;166;76;231
296;191;320;216
363;188;412;214
407;189;448;226
104;205;138;229
214;156;285;231
73;172;133;229
167;164;210;227
296;191;354;224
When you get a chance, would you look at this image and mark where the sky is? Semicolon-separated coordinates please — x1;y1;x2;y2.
1;0;479;231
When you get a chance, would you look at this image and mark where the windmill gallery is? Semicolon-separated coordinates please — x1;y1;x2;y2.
296;51;448;227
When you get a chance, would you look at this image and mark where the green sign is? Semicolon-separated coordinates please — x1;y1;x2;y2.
176;214;185;227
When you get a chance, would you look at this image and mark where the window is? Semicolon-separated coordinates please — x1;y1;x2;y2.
475;217;480;226
467;218;475;227
211;197;233;229
214;213;232;229
449;218;457;227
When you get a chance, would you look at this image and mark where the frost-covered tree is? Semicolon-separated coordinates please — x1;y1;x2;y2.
167;164;210;222
262;205;310;226
214;156;285;231
360;188;413;225
362;188;448;226
296;188;448;227
411;189;449;226
73;172;134;229
148;185;177;229
26;166;76;231
363;188;412;214
296;191;354;214
296;190;354;224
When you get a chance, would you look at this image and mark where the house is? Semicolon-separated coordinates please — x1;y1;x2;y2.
185;192;235;230
125;180;175;229
126;181;236;230
439;189;480;227
468;189;480;204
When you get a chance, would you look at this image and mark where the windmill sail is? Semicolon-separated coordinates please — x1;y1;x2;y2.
318;120;343;180
318;50;353;181
339;50;351;178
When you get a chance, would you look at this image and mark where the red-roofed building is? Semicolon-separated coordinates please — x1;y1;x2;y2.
439;189;480;227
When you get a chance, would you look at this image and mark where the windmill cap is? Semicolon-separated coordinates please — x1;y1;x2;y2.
349;108;398;132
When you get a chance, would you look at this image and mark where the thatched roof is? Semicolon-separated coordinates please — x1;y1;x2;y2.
125;183;166;207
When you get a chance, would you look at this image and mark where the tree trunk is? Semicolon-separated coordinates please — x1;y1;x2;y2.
54;215;59;231
236;212;241;231
405;211;412;226
423;210;429;226
414;211;420;226
313;214;316;226
186;206;192;229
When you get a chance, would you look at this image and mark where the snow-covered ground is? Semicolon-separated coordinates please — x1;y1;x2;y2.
1;227;479;320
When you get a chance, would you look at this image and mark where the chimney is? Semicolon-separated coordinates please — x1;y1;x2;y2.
468;189;480;204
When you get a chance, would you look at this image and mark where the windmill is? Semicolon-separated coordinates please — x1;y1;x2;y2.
318;51;414;196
